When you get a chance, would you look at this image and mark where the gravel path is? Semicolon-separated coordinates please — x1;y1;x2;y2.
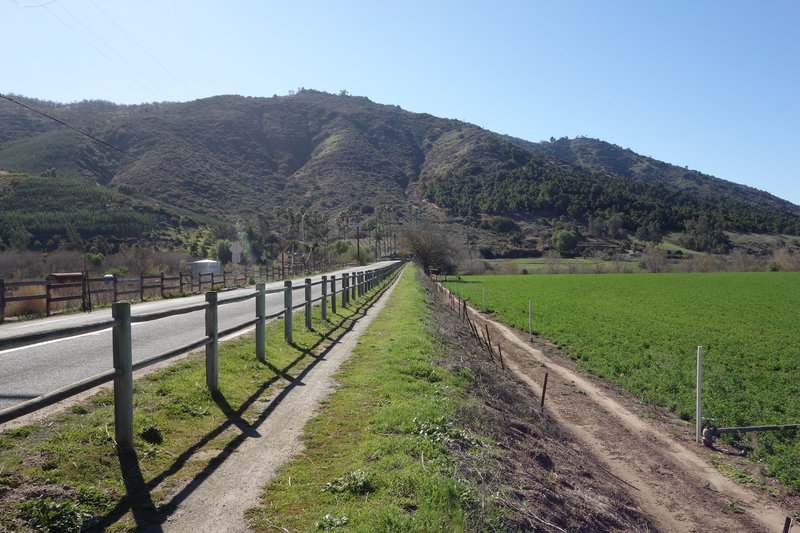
143;275;401;533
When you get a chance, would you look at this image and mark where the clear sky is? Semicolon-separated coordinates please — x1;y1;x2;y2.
3;0;799;205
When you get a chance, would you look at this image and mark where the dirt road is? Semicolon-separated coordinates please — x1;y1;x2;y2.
466;305;798;532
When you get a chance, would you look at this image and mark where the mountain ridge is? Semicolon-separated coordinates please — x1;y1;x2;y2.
1;89;798;255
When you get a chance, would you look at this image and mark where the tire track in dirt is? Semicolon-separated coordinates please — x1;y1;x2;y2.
465;306;797;533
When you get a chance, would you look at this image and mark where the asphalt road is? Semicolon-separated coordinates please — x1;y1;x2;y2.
0;262;398;412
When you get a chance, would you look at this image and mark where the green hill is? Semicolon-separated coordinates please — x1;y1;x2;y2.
1;90;798;258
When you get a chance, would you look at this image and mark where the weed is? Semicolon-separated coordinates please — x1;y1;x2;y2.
316;513;348;529
17;497;89;533
323;470;373;495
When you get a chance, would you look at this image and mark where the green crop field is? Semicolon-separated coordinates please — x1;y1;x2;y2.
451;272;800;490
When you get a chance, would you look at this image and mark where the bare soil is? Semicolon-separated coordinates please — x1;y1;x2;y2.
432;281;799;532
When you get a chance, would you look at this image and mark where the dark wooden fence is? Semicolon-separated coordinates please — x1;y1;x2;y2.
0;263;357;323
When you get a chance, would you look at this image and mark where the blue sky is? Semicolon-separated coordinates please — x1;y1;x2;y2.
3;0;799;205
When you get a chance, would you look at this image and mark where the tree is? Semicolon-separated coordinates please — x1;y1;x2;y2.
606;213;625;239
552;229;579;254
639;246;667;273
8;227;33;251
636;222;662;244
400;222;457;274
216;239;232;264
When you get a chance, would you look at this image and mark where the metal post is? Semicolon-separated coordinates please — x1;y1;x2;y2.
205;291;219;391
256;283;265;362
321;275;328;321
305;278;312;330
284;280;293;343
331;274;337;313
112;302;133;451
140;274;145;301
696;346;702;444
482;288;485;313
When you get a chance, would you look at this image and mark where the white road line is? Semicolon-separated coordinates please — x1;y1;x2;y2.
0;322;148;355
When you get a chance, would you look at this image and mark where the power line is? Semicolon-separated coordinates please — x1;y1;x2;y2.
53;0;169;100
41;2;163;101
0;93;130;156
88;0;197;101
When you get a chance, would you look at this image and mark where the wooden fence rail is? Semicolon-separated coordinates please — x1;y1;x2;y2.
0;262;403;452
0;262;357;323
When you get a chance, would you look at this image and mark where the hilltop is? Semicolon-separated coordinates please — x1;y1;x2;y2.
1;89;798;262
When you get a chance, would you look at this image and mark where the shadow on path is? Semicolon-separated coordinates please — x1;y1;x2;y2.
96;272;400;531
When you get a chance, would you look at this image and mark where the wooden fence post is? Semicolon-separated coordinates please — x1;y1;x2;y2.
113;275;118;302
305;278;312;330
540;373;549;409
351;272;357;301
46;279;52;317
160;272;165;298
0;278;5;323
321;275;328;321
205;291;219;391
112;302;133;451
342;273;348;308
284;280;293;343
331;274;337;313
256;283;265;363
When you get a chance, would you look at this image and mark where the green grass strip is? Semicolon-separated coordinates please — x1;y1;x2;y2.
247;267;495;532
0;272;399;532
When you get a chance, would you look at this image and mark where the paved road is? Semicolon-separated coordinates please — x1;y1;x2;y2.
0;262;398;411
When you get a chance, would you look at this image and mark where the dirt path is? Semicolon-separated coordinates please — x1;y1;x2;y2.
466;306;798;533
143;275;402;533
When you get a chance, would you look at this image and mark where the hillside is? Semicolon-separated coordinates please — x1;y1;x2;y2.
1;90;799;260
512;136;800;215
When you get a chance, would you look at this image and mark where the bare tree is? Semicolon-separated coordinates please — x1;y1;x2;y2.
400;222;457;274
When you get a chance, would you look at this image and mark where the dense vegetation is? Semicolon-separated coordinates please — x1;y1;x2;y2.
0;174;211;255
454;273;800;491
422;154;800;236
514;136;800;215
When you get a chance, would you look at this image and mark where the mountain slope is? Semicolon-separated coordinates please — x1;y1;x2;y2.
1;90;798;255
509;136;800;215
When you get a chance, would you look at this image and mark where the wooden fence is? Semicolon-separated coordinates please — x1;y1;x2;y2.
0;262;403;451
0;263;356;323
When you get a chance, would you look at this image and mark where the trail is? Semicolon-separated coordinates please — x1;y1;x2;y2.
143;274;402;533
465;305;798;533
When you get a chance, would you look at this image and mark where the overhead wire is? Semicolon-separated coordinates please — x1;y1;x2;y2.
40;2;163;101
0;93;130;156
88;0;197;101
51;0;170;100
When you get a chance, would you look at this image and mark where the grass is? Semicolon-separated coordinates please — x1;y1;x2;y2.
246;267;504;532
0;268;401;532
451;272;800;492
